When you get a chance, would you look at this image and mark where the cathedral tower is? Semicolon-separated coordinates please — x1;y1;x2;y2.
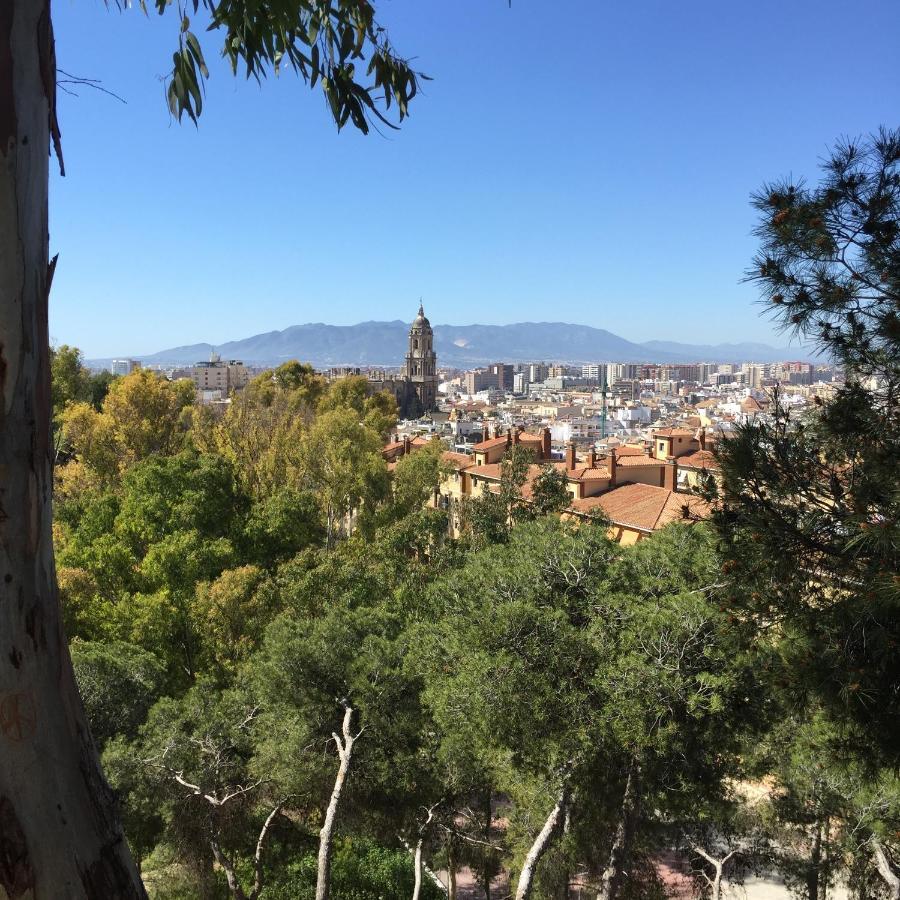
405;303;438;413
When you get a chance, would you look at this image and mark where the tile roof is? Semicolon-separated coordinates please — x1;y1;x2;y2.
568;466;612;481
569;483;710;532
382;442;406;460
676;450;720;471
612;445;649;457
472;435;509;451
442;451;474;470
614;455;664;467
653;427;696;438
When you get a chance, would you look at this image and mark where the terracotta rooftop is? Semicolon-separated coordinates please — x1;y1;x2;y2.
676;449;720;471
614;455;664;467
567;466;612;481
472;435;510;451
654;427;696;438
613;445;649;457
441;451;473;470
569;483;710;532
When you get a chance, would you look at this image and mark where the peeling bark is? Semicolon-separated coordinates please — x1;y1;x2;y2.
316;703;361;900
0;0;144;895
596;761;641;900
514;781;571;900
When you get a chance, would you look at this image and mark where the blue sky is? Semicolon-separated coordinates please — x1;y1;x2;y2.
50;0;900;358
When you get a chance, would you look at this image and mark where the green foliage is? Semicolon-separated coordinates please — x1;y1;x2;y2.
50;344;90;423
530;463;571;517
71;639;165;749
714;129;900;762
261;838;441;900
146;0;426;133
390;438;446;519
61;369;195;480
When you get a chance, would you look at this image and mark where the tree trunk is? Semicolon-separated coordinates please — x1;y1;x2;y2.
0;1;145;896
514;782;570;900
596;761;641;900
448;843;457;900
872;839;900;900
483;792;492;900
210;841;249;900
692;847;736;900
806;818;821;900
409;837;423;900
316;704;358;900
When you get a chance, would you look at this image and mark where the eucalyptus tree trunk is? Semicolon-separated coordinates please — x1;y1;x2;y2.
514;782;571;900
316;704;359;900
0;0;145;895
596;761;641;900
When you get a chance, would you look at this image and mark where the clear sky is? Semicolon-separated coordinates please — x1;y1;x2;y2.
50;0;900;358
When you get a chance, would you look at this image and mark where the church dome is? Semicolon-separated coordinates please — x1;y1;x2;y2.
410;302;431;332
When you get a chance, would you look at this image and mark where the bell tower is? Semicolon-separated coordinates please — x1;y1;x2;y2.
405;302;438;413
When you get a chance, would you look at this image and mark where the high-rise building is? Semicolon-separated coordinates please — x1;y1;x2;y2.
189;354;249;392
110;358;140;376
464;370;500;394
528;363;549;384
489;363;515;391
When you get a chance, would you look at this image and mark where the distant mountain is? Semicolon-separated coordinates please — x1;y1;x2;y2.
91;321;818;368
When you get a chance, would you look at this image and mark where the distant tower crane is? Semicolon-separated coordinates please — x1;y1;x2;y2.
600;365;609;440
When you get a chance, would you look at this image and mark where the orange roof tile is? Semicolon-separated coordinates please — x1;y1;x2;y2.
676;450;720;471
472;435;509;451
654;428;696;438
442;451;473;470
568;466;612;481
569;483;710;532
614;455;663;467
612;445;649;457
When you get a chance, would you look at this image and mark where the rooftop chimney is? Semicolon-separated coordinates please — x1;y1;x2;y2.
542;427;551;461
403;435;411;456
609;448;617;486
587;447;597;469
697;427;707;451
566;441;577;471
663;456;677;492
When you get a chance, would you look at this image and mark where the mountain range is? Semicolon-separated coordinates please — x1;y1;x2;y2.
92;321;818;368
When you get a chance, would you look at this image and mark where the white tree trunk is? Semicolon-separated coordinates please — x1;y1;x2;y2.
596;762;641;900
316;704;359;900
692;846;736;900
872;839;900;900
412;838;423;900
514;782;570;900
0;0;144;895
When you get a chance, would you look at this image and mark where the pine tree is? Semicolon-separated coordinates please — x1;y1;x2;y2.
711;128;900;762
